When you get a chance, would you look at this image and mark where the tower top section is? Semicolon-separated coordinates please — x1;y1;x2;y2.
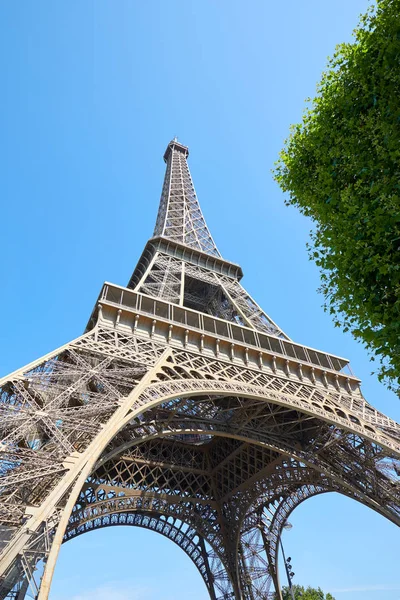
153;140;221;257
163;139;189;162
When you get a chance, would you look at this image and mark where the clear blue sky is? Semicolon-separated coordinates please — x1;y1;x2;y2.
1;1;399;599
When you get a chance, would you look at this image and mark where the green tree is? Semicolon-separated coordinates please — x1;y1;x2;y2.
274;0;400;393
280;584;335;600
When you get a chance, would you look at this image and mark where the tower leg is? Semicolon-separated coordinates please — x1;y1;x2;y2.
35;352;173;600
238;523;276;600
199;537;218;600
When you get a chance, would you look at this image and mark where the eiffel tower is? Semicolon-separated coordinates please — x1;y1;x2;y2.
1;139;399;600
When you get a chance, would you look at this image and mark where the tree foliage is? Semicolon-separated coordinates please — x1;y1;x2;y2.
274;0;400;393
280;584;335;600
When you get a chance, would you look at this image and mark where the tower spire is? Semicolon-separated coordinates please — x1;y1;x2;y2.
128;139;288;338
153;140;221;257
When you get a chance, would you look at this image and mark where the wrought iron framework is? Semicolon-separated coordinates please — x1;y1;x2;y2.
0;139;399;599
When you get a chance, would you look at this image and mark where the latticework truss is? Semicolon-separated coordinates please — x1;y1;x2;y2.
153;140;220;256
0;140;399;600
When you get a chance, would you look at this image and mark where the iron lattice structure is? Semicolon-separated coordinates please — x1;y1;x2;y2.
0;139;399;600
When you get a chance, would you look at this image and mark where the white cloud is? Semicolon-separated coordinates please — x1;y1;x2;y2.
331;584;400;593
67;584;150;600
